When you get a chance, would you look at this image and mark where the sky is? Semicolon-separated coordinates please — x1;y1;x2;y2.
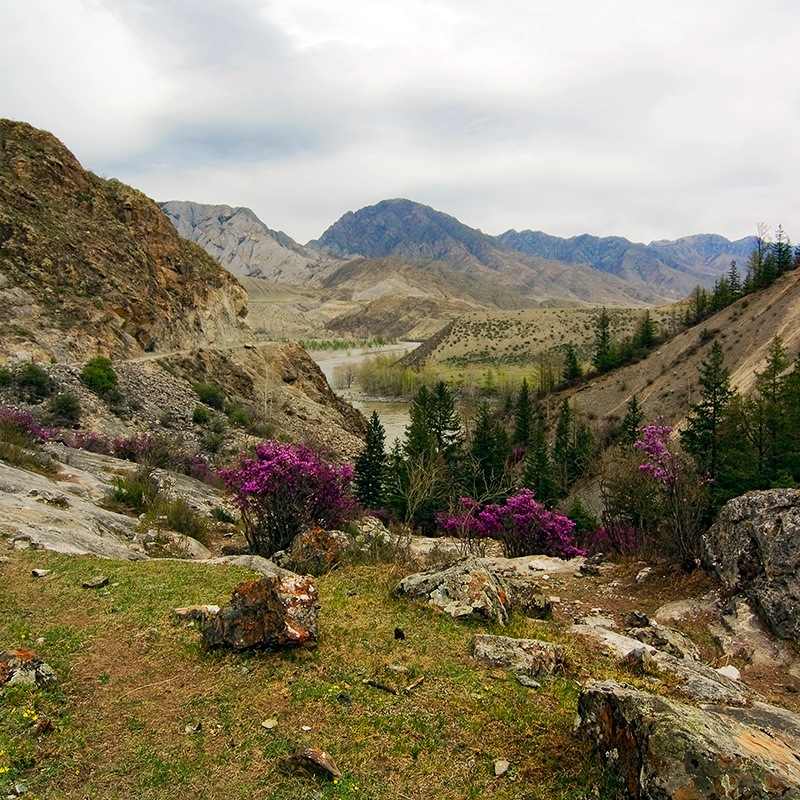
2;0;798;245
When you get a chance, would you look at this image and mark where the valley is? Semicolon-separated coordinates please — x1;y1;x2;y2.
3;119;800;800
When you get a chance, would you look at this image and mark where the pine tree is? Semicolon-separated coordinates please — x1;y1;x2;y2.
592;307;615;373
682;340;733;482
512;378;533;446
635;310;657;350
562;344;582;382
470;402;509;501
620;394;645;444
727;260;742;296
523;415;558;506
354;411;386;509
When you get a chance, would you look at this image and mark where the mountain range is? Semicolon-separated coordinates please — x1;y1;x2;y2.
165;198;756;309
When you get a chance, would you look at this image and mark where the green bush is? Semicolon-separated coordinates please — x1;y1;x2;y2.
192;405;210;425
47;392;81;426
227;405;251;428
16;362;52;402
0;367;11;387
193;382;225;410
81;356;119;397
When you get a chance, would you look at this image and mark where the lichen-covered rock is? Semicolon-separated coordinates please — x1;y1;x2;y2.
285;528;351;576
703;489;800;644
202;574;319;651
393;557;510;624
578;680;800;798
626;621;701;661
472;635;563;677
0;650;57;688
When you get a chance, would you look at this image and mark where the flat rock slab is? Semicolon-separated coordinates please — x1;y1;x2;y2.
472;634;564;677
570;624;754;706
393;557;510;625
578;680;800;798
203;574;319;651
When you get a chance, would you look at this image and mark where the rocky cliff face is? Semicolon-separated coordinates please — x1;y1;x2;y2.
0;120;248;361
160;201;339;286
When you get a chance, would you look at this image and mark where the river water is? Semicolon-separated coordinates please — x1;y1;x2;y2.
311;343;417;446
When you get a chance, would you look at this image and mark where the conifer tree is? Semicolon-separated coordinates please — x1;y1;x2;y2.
522;415;558;506
562;344;582;382
620;394;645;444
592;307;615;373
512;378;533;446
635;310;657;350
682;340;733;482
354;411;386;510
470;402;509;501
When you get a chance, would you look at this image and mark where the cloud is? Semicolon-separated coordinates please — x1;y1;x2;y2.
1;0;799;244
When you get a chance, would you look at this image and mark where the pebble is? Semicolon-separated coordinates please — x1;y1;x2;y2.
31;569;50;577
261;718;278;730
82;575;109;589
494;760;510;777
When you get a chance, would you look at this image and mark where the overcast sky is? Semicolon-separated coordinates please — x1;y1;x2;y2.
2;0;798;245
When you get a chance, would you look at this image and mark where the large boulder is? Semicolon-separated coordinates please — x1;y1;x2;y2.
578;680;800;798
703;489;800;644
393;557;511;625
203;574;319;651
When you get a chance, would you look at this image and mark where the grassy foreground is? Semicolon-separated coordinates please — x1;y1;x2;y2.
0;550;627;799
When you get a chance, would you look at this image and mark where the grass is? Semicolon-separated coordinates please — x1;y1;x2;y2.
0;551;630;800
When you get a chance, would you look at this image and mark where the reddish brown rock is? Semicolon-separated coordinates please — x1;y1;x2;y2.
202;575;319;651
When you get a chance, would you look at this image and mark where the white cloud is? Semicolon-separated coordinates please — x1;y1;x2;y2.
1;0;799;244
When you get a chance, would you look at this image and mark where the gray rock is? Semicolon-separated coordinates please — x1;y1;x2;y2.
203;574;319;651
472;634;564;678
393;557;511;625
0;650;57;688
82;575;109;589
578;680;800;799
501;575;552;619
494;759;510;777
515;674;541;689
627;621;701;661
704;489;800;644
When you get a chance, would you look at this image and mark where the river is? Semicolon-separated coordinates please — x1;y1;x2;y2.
311;343;417;446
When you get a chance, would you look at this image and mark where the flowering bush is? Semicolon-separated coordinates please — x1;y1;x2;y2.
220;441;356;557
633;423;708;565
0;407;54;444
439;488;584;559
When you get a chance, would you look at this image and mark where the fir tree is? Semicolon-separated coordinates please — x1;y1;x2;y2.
354;411;386;509
592;307;615;373
635;310;657;350
512;378;533;446
620;394;645;444
470;402;509;501
562;344;582;382
522;415;558;506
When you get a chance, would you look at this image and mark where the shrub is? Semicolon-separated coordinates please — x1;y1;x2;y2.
0;367;11;387
15;362;52;402
192;405;210;425
193;382;225;410
110;465;161;514
220;441;356;557
438;489;584;559
226;405;250;429
46;392;81;426
81;356;119;398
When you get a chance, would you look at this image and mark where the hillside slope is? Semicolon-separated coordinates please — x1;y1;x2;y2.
0;120;364;456
560;267;800;428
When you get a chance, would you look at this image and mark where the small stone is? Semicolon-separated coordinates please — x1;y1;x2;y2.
715;664;741;681
786;685;798;693
261;718;278;730
184;721;202;734
516;674;541;689
174;605;220;621
82;576;109;589
540;574;550;581
494;759;510;777
394;627;406;640
301;725;312;731
635;567;653;584
35;717;53;734
31;569;50;578
283;746;342;780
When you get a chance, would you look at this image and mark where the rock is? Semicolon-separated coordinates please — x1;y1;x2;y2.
627;610;650;627
0;649;57;688
494;759;510;777
393;557;511;625
283;745;342;780
635;566;653;584
716;664;742;681
704;489;800;644
82;575;109;589
472;635;564;678
31;568;50;577
515;674;541;689
578;680;800;798
285;527;351;576
624;646;656;673
173;605;220;622
184;722;202;734
570;625;754;705
261;718;278;730
501;575;552;619
709;597;799;672
626;621;701;661
202;574;319;651
581;613;617;630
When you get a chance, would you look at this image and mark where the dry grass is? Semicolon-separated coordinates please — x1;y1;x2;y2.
0;550;637;800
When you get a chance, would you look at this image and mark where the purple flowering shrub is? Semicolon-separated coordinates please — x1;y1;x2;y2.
220;441;356;557
439;488;584;559
632;423;708;565
0;407;55;444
